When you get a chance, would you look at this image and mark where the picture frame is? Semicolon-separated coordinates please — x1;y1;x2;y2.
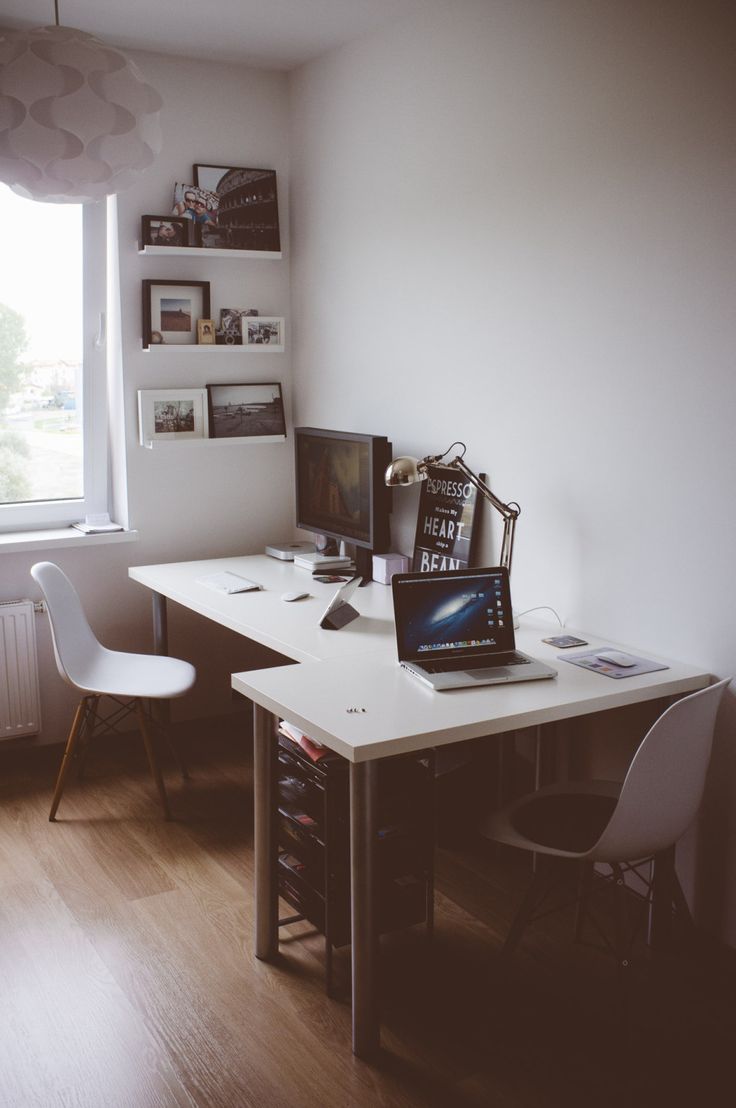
138;389;208;446
411;464;485;572
206;382;286;442
197;318;216;344
171;183;219;245
193;164;281;252
142;279;210;347
141;215;189;248
243;316;284;351
220;307;258;333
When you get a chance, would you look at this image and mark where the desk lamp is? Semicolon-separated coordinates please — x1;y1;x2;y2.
384;441;521;572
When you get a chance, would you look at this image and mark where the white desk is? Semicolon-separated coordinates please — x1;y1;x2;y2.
129;554;396;662
130;555;712;1059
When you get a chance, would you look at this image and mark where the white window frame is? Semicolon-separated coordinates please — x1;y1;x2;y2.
0;200;108;533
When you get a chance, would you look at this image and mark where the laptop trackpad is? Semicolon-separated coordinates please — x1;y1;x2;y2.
468;667;513;680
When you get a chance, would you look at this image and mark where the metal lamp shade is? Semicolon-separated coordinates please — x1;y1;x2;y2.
0;25;162;203
385;456;429;486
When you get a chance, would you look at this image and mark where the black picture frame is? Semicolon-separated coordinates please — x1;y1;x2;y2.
142;279;211;348
193;164;281;252
411;464;485;572
206;382;286;441
141;215;189;248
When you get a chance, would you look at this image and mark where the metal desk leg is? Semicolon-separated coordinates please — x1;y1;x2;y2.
152;591;168;656
648;845;675;950
350;760;380;1059
254;704;279;961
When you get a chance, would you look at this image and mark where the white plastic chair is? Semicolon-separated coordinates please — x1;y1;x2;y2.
31;561;196;821
479;679;730;962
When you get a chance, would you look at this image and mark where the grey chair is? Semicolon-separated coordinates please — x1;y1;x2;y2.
479;679;730;964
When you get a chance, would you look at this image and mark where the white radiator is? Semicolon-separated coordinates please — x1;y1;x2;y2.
0;600;42;739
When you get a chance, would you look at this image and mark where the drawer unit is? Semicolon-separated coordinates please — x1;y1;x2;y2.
276;731;435;994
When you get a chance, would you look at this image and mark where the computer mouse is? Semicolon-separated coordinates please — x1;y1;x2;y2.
281;590;310;602
596;651;636;667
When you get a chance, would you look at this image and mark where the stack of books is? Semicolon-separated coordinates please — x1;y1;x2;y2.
293;552;356;574
279;719;329;762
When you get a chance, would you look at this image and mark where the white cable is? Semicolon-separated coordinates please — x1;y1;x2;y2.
515;605;564;627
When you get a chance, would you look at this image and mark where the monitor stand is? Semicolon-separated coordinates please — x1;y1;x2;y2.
353;546;373;585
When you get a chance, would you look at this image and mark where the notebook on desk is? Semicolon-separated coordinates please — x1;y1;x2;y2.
391;566;557;690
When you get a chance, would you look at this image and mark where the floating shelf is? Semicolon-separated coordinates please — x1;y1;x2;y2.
142;343;284;353
142;434;287;449
138;244;282;260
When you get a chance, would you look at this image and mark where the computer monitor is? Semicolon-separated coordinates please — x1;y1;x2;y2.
294;426;392;580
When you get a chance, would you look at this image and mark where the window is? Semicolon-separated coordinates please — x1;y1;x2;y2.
0;185;107;532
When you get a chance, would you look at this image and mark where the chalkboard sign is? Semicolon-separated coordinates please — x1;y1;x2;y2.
412;464;484;571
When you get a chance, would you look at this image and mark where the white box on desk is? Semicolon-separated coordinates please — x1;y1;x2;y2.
372;552;410;584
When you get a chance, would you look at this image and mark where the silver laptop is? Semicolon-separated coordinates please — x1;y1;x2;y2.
391;566;557;690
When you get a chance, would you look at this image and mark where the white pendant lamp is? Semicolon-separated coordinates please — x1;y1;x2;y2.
0;3;162;203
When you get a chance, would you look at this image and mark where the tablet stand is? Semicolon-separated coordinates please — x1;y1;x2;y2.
320;602;360;630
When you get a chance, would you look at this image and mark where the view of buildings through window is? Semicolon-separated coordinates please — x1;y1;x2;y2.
0;184;84;507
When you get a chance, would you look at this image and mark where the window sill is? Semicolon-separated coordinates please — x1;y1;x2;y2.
0;527;139;555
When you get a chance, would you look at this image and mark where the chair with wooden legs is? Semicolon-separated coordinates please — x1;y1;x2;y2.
479;679;730;966
31;561;196;821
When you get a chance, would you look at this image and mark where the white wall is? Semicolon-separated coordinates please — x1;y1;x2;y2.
2;50;293;744
288;0;736;942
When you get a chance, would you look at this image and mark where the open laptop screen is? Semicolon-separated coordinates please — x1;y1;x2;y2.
391;567;515;662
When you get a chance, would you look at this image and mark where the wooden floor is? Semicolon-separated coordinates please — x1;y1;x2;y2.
0;720;732;1108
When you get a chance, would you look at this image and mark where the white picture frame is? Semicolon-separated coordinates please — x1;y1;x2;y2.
242;316;284;351
138;388;208;446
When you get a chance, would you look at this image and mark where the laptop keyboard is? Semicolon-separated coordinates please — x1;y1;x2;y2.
420;651;530;674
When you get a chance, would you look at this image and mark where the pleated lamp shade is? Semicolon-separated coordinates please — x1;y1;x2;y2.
0;24;162;203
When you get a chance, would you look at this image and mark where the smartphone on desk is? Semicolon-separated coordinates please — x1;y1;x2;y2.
542;635;588;648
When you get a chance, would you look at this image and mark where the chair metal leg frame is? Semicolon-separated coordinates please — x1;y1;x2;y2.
503;866;553;955
84;694;187;782
572;861;657;966
506;858;668;967
50;694;174;821
73;695;101;782
611;863;631;970
574;861;594;943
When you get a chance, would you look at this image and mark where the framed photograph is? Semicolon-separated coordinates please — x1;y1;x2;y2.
206;382;286;442
220;307;258;332
243;316;284;351
142;280;210;347
193;164;280;252
138;389;208;446
197;318;216;344
141;215;189;248
172;183;219;245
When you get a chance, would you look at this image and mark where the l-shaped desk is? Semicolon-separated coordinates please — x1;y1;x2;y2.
129;554;711;1059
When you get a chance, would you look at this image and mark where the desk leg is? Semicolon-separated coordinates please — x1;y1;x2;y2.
152;591;168;656
254;704;279;960
350;760;379;1059
648;845;675;950
150;590;173;742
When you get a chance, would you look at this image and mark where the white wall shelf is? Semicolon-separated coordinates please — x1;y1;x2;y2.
138;243;282;260
141;435;287;449
142;344;284;353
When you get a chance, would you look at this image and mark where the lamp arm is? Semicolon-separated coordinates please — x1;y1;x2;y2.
450;457;519;522
448;456;520;573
